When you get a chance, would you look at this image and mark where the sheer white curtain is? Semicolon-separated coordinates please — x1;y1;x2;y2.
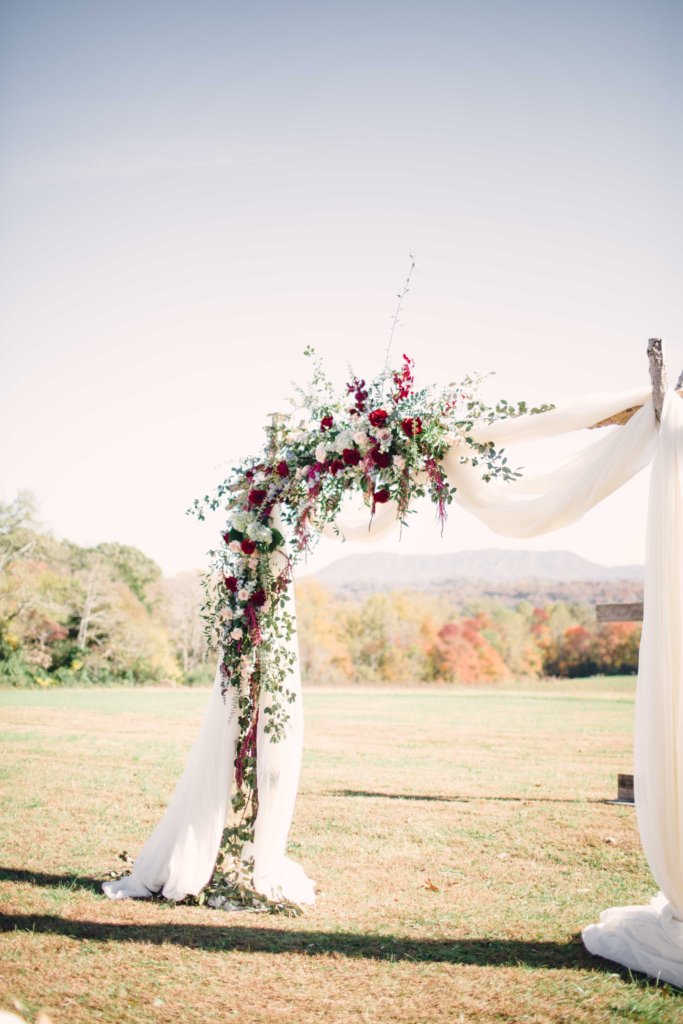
582;392;683;985
103;516;315;906
104;384;683;986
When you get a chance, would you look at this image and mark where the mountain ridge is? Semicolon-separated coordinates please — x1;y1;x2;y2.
306;549;643;603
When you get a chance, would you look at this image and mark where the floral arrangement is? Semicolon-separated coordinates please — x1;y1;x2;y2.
188;349;544;911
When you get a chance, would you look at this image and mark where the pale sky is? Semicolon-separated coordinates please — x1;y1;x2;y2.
1;1;681;577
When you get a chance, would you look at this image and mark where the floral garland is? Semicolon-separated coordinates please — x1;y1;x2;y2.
189;350;545;912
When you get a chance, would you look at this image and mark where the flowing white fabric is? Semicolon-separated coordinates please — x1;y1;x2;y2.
447;400;657;537
103;517;315;906
102;660;238;901
582;392;683;986
104;383;683;985
468;386;651;445
323;388;683;983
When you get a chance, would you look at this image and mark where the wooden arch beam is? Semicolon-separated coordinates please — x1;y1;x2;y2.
589;338;679;429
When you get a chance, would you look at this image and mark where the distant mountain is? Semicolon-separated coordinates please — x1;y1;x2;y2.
307;549;644;604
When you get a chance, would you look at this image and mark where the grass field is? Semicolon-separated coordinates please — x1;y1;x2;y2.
1;679;681;1024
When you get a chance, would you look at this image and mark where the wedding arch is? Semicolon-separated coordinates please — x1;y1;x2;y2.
104;340;683;988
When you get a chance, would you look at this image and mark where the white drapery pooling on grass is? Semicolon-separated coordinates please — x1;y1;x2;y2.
104;382;683;986
102;537;316;907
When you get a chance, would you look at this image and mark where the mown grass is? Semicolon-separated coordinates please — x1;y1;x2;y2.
0;678;680;1023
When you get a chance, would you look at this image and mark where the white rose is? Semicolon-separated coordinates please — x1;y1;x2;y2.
230;627;243;641
221;607;233;621
393;455;405;471
238;589;249;601
229;541;241;553
315;442;327;463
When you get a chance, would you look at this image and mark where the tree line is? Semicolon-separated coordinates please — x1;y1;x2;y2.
295;581;640;684
0;493;640;688
0;493;206;687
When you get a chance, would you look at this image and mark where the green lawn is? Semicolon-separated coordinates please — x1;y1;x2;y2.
1;679;680;1024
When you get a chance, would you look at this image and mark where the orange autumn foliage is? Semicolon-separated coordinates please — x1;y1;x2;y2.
432;617;510;683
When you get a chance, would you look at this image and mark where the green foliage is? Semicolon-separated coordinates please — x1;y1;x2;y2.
91;542;162;609
0;492;206;689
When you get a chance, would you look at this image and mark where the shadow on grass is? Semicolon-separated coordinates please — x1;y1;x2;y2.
0;866;103;895
0;907;598;971
331;789;614;806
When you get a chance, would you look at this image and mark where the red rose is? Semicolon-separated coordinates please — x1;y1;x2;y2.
369;408;388;428
402;416;423;437
241;539;256;555
224;576;238;592
276;460;289;478
373;488;391;503
320;415;334;431
371;448;392;468
328;459;345;476
250;589;267;608
248;488;268;506
342;447;361;466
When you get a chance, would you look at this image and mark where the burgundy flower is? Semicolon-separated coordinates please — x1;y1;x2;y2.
249;589;267;608
276;460;289;478
241;539;256;555
373;488;391;504
402;416;423;437
369;408;388;428
328;459;345;476
223;575;238;592
371;448;392;468
222;532;231;545
346;376;368;411
391;354;415;403
320;415;334;432
248;488;268;506
342;447;361;466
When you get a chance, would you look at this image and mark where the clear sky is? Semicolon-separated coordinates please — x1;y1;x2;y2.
2;0;681;576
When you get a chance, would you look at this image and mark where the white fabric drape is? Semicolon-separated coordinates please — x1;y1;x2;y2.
104;384;683;987
582;392;683;985
103;517;315;906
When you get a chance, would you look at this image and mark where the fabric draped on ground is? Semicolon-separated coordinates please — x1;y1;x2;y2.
104;383;683;986
103;538;316;907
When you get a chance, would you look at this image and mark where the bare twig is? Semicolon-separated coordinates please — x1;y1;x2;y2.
383;252;416;380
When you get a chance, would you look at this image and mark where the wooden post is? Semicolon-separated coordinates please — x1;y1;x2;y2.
648;338;667;423
590;338;679;430
593;340;668;802
596;602;644;805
